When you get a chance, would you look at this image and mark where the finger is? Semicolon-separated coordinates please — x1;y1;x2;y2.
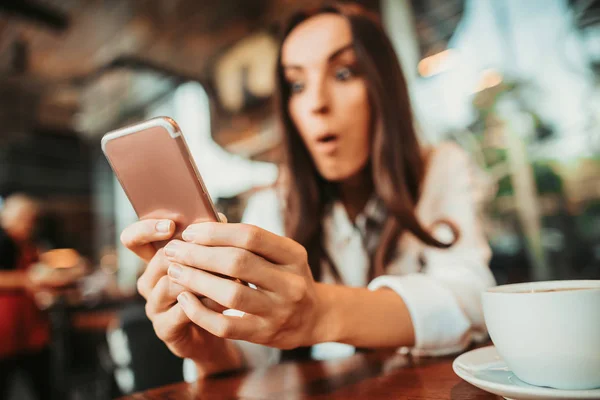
164;241;287;292
121;219;175;262
218;213;228;223
200;297;228;314
145;275;180;318
181;223;303;265
167;263;272;315
140;261;227;314
177;291;263;341
151;302;190;344
137;249;170;299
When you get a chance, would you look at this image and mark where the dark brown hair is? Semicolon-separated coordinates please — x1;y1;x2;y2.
275;3;457;281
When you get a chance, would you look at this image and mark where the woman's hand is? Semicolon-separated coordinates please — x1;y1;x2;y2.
121;218;243;376
120;219;176;263
138;251;243;375
163;222;329;350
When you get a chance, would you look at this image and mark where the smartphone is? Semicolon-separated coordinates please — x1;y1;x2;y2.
101;117;219;248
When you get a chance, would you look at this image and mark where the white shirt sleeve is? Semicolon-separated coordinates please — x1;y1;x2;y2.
368;143;496;356
240;189;285;236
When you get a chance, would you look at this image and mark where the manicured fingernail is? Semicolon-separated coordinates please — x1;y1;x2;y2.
156;220;172;233
164;242;177;257
168;264;182;280
177;293;188;307
182;229;194;241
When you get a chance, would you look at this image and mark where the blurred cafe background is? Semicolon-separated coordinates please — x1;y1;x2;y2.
0;0;599;398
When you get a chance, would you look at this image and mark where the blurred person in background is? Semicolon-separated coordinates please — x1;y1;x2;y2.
122;2;496;377
0;194;52;400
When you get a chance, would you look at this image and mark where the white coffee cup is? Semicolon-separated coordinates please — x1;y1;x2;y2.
482;280;600;390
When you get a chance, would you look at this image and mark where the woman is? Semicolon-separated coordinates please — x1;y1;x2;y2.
0;194;52;399
121;3;496;377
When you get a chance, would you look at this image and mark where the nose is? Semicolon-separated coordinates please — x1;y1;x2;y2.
308;78;330;115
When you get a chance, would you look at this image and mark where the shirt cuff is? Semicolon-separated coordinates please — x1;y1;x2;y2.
234;340;280;368
368;273;472;356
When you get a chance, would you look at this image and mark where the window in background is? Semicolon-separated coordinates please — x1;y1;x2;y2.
383;0;600;283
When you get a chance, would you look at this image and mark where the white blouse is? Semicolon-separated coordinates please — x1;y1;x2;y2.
185;142;496;377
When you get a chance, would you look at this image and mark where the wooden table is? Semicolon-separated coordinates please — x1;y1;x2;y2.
119;348;501;399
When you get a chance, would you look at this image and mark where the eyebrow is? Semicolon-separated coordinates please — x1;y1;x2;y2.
282;43;354;71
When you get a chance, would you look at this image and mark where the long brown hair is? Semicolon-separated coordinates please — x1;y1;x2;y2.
275;3;457;281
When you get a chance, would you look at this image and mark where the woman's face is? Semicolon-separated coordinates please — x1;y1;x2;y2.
282;14;372;182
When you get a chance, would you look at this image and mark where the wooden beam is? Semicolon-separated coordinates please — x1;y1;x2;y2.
0;0;69;31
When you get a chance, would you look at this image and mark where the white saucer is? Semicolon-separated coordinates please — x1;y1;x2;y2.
452;346;600;400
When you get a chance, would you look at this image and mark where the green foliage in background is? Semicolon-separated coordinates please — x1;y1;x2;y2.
496;161;563;197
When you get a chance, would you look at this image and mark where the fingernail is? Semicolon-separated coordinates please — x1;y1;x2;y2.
164;242;177;257
168;264;182;280
156;220;171;233
177;293;188;307
182;229;194;241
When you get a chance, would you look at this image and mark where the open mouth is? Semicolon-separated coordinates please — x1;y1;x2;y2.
317;133;338;143
314;133;339;154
